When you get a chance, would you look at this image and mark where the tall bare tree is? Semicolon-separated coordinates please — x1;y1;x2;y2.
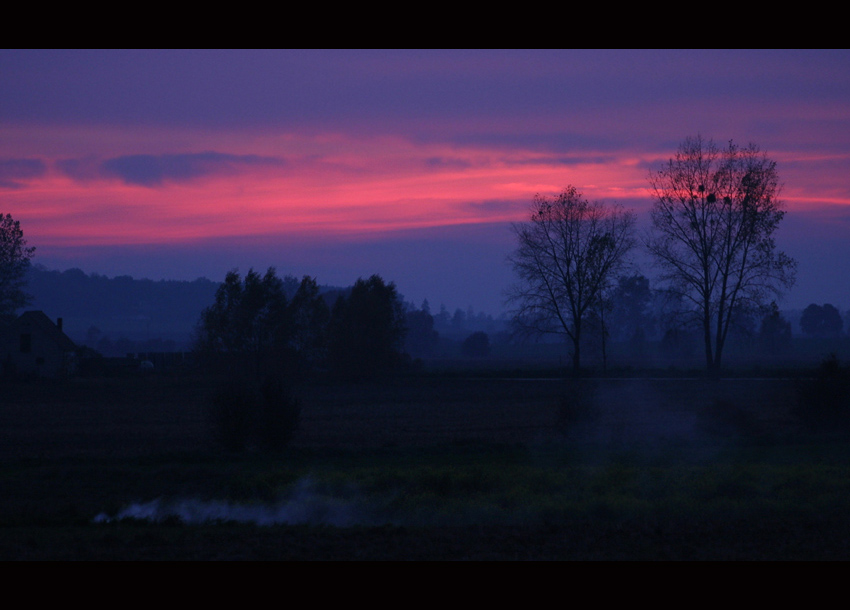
507;186;636;373
645;135;796;373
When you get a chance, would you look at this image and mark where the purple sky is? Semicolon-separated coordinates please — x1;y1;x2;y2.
2;49;849;314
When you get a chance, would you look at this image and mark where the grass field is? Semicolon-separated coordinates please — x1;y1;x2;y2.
2;372;850;559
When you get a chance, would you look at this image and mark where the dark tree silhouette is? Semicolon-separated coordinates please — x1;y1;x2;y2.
287;275;330;368
646;135;796;373
462;331;491;358
194;267;292;380
0;213;36;323
328;274;407;380
793;354;850;431
800;303;843;338
759;301;792;352
608;274;654;343
404;307;439;357
507;186;636;373
195;267;309;451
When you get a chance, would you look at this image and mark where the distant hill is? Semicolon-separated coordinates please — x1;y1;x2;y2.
24;266;222;350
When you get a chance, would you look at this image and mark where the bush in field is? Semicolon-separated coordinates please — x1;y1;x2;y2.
793;354;850;431
557;378;598;430
209;381;256;452
695;399;758;440
208;376;300;451
75;346;107;378
258;376;301;451
462;331;491;358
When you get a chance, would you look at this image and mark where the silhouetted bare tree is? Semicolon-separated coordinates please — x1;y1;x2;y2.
646;135;796;373
507;186;636;373
0;213;36;323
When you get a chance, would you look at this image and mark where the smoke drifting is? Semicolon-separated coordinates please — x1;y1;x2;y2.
93;477;379;527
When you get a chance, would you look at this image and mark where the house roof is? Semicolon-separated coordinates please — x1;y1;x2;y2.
12;310;77;352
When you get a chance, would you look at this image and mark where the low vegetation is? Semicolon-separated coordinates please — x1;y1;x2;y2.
2;368;850;559
793;354;850;432
207;376;301;453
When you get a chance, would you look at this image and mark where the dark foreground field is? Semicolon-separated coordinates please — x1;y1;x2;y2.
2;373;850;560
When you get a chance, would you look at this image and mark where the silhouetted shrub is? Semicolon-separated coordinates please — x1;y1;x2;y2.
208;381;256;452
462;331;491;358
75;346;107;378
557;378;598;430
258;376;300;451
793;353;850;431
695;399;758;440
208;377;301;452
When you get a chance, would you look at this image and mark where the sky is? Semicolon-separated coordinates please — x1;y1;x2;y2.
2;49;849;316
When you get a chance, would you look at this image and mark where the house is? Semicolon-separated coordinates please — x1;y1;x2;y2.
0;310;77;377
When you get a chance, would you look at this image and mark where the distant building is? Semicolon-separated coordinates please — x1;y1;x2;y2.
0;310;77;377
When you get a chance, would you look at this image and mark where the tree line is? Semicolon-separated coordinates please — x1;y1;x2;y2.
193;269;410;383
566;273;849;362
